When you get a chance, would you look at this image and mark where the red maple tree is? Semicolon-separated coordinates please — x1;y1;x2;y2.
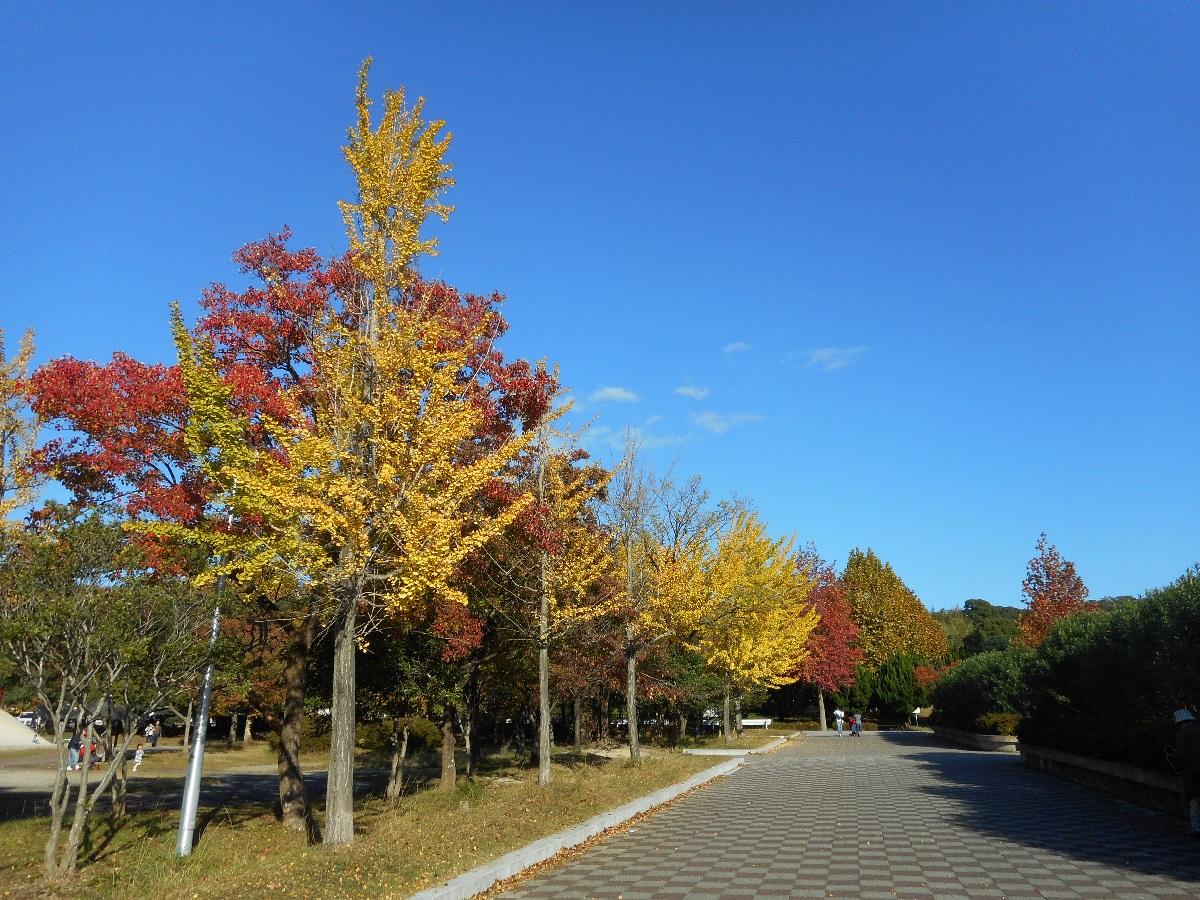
794;549;862;724
1018;532;1091;646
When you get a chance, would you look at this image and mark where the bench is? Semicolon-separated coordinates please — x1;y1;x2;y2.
740;718;773;728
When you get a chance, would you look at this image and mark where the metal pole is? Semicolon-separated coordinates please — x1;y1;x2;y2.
176;602;221;856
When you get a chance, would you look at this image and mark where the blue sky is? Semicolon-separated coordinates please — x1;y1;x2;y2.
2;3;1196;609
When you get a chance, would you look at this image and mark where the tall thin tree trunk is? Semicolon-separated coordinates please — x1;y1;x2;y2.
722;678;732;744
538;567;552;785
465;671;480;780
277;616;313;834
817;690;827;731
241;713;252;743
735;690;743;738
439;704;457;792
536;436;553;787
624;531;642;763
325;592;357;845
599;695;609;742
625;627;641;763
676;712;687;746
182;699;193;750
385;719;409;803
110;741;127;818
573;695;583;753
226;713;237;749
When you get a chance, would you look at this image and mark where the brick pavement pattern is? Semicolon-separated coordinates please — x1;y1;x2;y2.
503;732;1200;899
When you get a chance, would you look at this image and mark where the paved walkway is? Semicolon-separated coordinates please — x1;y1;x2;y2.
504;732;1200;899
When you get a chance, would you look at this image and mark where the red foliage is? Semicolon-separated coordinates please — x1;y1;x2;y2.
794;549;863;693
31;229;556;529
29;353;204;522
1018;532;1092;646
430;600;485;662
913;665;942;692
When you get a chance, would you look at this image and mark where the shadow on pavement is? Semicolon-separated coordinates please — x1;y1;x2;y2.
887;732;1200;882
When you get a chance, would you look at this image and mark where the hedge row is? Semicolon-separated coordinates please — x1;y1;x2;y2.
932;565;1199;770
1021;566;1200;770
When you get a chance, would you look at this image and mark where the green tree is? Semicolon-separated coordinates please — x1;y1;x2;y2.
0;513;212;879
961;599;1020;655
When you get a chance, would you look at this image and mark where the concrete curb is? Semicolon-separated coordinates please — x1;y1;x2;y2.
408;757;744;900
932;725;1018;753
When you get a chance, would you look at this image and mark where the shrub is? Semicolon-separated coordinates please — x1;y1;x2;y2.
265;716;440;756
1019;566;1200;770
930;648;1031;732
975;711;1020;735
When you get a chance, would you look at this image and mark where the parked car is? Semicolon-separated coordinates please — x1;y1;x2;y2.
17;710;43;730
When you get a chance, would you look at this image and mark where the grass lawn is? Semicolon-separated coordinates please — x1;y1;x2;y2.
0;751;721;899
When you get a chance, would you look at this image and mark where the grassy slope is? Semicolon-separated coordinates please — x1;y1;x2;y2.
1;752;720;899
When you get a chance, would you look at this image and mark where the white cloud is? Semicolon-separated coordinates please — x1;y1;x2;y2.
644;414;663;426
674;385;710;399
626;425;687;450
589;386;639;403
690;411;765;434
806;346;868;372
723;341;751;355
581;423;685;454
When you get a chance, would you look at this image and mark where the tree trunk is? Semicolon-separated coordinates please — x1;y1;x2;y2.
439;704;457;792
385;719;409;803
537;603;551;786
110;743;127;818
324;592;357;845
599;695;609;742
241;713;253;744
625;628;641;763
182;699;193;750
56;728;139;877
735;690;743;738
676;713;687;746
277;616;313;834
226;713;237;749
722;678;732;744
44;724;74;878
465;672;480;780
573;695;583;753
817;690;827;731
461;703;474;783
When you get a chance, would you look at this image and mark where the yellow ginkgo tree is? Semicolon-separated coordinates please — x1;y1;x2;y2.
483;416;617;786
160;60;536;845
607;449;719;762
694;510;820;743
0;328;37;530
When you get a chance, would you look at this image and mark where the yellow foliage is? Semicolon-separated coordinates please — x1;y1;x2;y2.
0;328;36;530
147;62;529;618
843;547;947;666
693;512;819;691
340;57;454;301
535;442;618;629
162;303;533;615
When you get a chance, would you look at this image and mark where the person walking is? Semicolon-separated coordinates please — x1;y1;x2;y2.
1167;708;1200;837
851;713;863;736
132;742;145;773
67;730;82;771
834;707;845;736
